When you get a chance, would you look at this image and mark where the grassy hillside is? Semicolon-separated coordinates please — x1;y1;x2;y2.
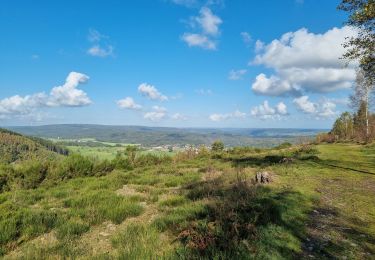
0;129;68;164
7;125;323;147
0;142;374;259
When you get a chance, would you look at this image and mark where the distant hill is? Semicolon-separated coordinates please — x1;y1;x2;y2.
6;125;326;147
0;128;68;164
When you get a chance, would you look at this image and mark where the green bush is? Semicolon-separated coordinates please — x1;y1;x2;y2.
211;140;224;152
59;154;94;179
15;161;49;189
135;153;172;167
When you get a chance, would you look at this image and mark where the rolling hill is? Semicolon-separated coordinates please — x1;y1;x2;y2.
0;128;68;164
6;125;326;147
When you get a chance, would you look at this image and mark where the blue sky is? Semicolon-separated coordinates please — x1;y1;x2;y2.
0;0;355;128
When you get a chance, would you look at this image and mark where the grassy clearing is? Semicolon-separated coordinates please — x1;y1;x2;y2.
1;143;375;259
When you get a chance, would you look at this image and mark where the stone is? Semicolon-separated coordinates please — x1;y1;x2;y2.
255;171;272;183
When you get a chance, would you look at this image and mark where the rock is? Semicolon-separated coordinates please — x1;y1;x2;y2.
255;171;272;184
279;157;295;164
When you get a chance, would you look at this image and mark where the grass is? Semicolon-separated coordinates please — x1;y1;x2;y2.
1;143;375;259
67;145;175;160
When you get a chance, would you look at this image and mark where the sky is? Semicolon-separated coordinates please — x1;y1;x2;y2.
0;0;356;128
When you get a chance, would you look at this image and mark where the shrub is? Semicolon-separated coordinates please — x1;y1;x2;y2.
113;153;133;170
58;154;94;179
211;140;224;152
15;161;49;189
93;159;115;176
135;153;172;167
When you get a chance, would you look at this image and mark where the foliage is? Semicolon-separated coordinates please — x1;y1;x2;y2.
338;0;375;83
211;140;224;152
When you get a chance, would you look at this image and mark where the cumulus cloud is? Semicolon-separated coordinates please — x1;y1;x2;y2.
181;7;222;50
252;73;300;96
209;109;246;122
144;106;167;121
0;72;91;120
228;69;247;80
251;26;357;96
293;96;337;118
293;96;316;114
138;83;168;101
0;93;47;117
195;7;222;36
117;97;142;110
48;72;91;107
250;101;288;120
87;29;114;58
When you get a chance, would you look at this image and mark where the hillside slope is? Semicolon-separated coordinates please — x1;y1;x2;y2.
0;143;374;258
0;128;68;163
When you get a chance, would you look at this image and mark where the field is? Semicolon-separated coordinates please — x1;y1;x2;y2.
66;145;175;160
1;142;375;259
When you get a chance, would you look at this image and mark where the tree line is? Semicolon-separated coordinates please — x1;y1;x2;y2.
320;1;374;143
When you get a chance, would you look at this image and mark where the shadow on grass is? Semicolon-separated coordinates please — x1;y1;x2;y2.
173;179;312;259
226;155;287;168
314;158;375;175
300;206;375;259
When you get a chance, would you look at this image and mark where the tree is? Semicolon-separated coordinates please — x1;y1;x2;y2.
211;140;224;152
338;0;375;84
350;68;374;138
353;101;370;140
332;112;354;139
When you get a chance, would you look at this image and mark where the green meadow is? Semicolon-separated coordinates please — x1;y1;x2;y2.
1;141;375;259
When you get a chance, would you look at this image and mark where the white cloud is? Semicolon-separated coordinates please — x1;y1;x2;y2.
0;72;91;120
87;29;114;58
228;69;247;80
87;45;114;57
255;40;265;52
144;106;167;121
251;26;357;96
209;109;246;122
293;96;317;114
196;7;222;36
48;72;91;107
181;33;216;50
181;7;222;50
171;113;188;120
117;97;142;110
252;73;300;96
241;32;252;45
138;83;168;101
0;93;47;117
250;101;288;120
293;95;337;118
276;102;288;115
